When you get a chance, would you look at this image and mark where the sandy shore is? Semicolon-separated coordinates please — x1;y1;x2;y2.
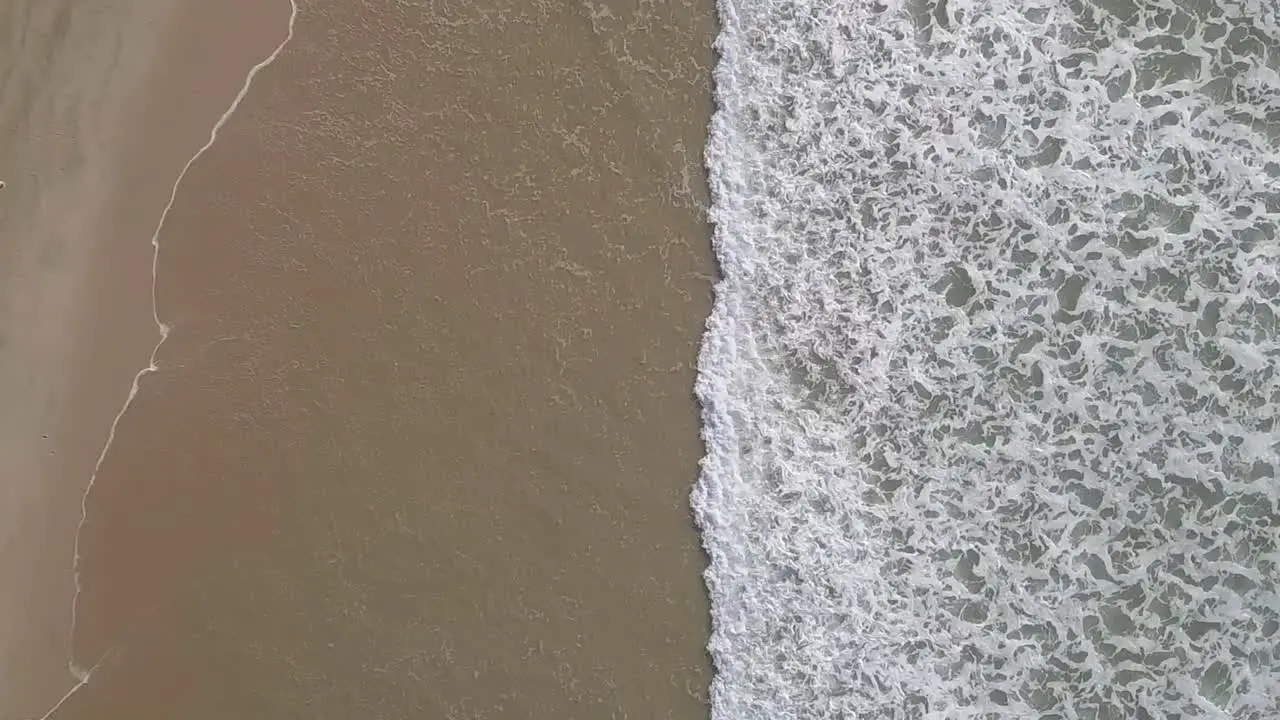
0;1;293;717
29;0;719;717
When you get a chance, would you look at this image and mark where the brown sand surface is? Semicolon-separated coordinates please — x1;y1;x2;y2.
46;0;718;717
0;1;291;717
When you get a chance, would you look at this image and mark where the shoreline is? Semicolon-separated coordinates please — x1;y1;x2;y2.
63;0;298;679
0;1;294;717
19;0;719;716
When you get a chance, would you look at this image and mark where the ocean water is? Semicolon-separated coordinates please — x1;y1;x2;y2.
695;0;1280;717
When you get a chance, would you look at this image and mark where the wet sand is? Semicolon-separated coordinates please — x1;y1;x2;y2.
38;0;718;717
0;1;289;716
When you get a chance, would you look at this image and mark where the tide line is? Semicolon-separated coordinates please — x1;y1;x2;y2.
35;1;300;716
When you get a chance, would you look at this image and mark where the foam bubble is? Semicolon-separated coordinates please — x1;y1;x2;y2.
696;0;1280;716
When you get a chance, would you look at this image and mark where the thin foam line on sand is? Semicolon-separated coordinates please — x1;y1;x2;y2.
33;2;299;716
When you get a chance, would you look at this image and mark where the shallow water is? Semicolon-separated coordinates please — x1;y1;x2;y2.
697;0;1280;716
28;0;718;717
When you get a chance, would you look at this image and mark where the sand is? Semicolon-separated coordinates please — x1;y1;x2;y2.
0;0;301;717
8;0;719;717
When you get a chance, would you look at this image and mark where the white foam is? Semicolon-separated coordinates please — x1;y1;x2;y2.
695;0;1280;716
34;2;298;716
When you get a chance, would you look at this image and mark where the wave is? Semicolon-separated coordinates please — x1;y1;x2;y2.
695;0;1280;716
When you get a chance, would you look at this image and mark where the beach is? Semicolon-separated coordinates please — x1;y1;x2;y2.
3;0;719;717
0;0;289;715
12;0;1279;715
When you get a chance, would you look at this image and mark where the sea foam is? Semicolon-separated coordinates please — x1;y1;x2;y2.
695;0;1280;716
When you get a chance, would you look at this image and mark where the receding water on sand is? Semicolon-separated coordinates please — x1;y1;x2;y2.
19;1;719;717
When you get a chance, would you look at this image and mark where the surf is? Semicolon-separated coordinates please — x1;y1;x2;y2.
695;0;1280;716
